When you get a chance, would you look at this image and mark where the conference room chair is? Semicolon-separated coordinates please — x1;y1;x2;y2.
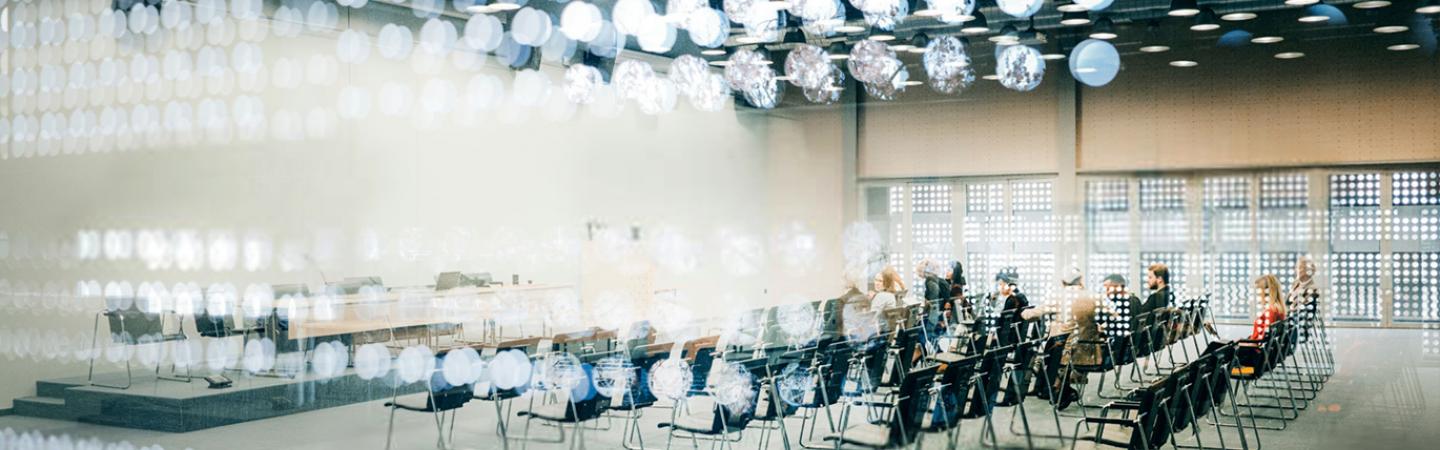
384;368;474;450
795;339;851;450
1216;317;1304;432
87;302;187;389
517;362;610;450
657;357;766;450
822;365;938;449
919;352;985;450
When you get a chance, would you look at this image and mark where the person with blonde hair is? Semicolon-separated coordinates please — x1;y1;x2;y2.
1228;274;1288;369
870;265;908;310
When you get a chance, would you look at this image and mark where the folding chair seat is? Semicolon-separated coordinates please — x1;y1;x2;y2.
385;371;474;450
824;365;939;449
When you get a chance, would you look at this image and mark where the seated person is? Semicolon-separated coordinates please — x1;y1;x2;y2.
1055;294;1102;410
1208;275;1287;372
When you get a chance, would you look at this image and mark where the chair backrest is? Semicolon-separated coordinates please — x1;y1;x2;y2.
893;365;940;444
193;311;233;338
106;305;166;344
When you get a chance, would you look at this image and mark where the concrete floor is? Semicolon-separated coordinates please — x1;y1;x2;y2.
2;327;1437;449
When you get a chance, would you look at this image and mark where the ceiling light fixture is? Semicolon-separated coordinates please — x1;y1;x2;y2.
907;33;931;54
1387;43;1420;50
1274;51;1305;59
982;74;1001;80
828;43;851;59
1374;24;1409;33
1061;11;1092;25
1352;0;1390;9
1418;0;1440;13
1220;12;1257;21
1089;18;1118;39
1298;11;1330;22
1168;0;1201;17
1139;45;1171;52
1169;60;1199;67
1251;35;1284;43
961;11;990;34
1284;0;1318;5
1041;52;1067;60
989;24;1020;43
701;48;727;56
490;2;523;12
835;24;867;33
1057;1;1087;13
868;33;897;42
1190;8;1220;31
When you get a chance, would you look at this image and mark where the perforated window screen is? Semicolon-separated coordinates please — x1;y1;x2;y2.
1012;253;1055;301
1392;252;1439;323
911;184;951;214
1260;174;1308;209
1393;171;1440;206
1329;173;1381;208
967;183;1003;214
1208;253;1253;319
1204;177;1250;210
1087;253;1129;289
1012;181;1053;213
1327;252;1382;322
1258;252;1301;294
1140;178;1187;211
1086;180;1129;212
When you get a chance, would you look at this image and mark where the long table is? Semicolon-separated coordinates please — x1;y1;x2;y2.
285;284;574;339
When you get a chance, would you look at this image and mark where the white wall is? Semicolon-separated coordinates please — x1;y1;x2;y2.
0;1;847;409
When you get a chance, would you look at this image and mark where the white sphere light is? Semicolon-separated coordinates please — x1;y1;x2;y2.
997;0;1043;18
851;0;909;30
996;44;1045;92
613;0;655;36
1075;0;1115;11
725;48;782;109
669;54;711;99
1069;39;1120;87
560;2;604;42
613;59;656;100
637;14;677;53
464;14;504;52
648;358;692;400
564;64;604;104
686;8;730;48
923;35;975;94
396;345;435;384
511;7;553;47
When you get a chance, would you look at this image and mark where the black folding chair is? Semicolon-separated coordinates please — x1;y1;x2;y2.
824;365;939;449
385;369;474;450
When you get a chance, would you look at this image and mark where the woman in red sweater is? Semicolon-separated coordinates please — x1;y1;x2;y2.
1238;274;1288;368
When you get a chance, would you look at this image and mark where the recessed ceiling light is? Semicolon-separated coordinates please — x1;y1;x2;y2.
489;2;522;12
1374;25;1409;34
1419;0;1440;13
1251;36;1284;44
1274;52;1305;59
1061;11;1092;26
1353;0;1391;9
835;25;866;33
709;60;732;66
982;74;1000;80
1139;45;1171;53
1169;60;1199;67
868;34;896;42
902;80;923;86
1090;31;1118;40
1057;2;1088;13
1042;53;1067;60
913;8;944;17
736;36;768;44
1298;15;1329;23
1169;0;1201;17
1284;0;1319;5
889;44;914;51
774;75;793;81
907;47;928;54
1221;12;1258;21
466;4;498;13
700;49;727;56
1387;43;1420;51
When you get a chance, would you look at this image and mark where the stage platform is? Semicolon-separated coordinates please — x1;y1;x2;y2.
11;370;423;432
